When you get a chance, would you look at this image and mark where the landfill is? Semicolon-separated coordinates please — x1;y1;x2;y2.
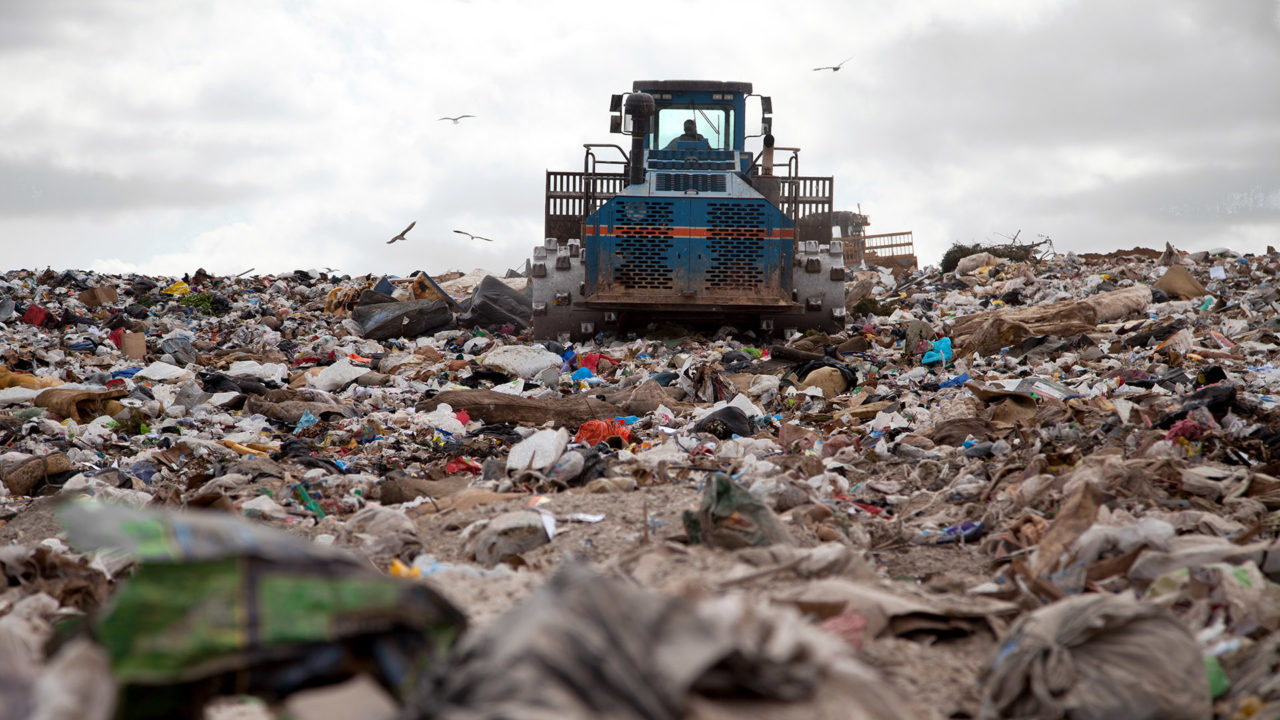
2;244;1280;719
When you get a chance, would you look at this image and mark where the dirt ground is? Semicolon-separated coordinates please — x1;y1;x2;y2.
1079;246;1164;261
0;496;64;545
0;462;1056;719
406;477;1002;719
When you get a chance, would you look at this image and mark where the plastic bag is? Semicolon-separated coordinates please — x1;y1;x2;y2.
979;594;1210;720
574;419;631;447
683;473;792;549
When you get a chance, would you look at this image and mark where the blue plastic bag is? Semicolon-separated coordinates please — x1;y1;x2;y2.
922;337;952;366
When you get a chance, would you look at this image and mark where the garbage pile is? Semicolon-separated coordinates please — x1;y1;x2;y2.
2;244;1280;719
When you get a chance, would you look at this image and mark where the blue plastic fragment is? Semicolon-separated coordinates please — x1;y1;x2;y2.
293;410;319;435
371;276;396;295
935;521;985;544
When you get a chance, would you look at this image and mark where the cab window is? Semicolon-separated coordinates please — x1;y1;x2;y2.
652;106;733;151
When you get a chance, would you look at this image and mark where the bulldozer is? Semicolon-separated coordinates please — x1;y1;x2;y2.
530;79;888;340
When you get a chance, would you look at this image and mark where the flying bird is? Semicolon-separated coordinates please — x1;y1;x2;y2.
453;229;494;242
387;221;416;244
813;54;854;72
438;115;476;124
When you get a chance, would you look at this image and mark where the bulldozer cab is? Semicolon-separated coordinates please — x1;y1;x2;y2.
629;80;753;153
653;107;731;151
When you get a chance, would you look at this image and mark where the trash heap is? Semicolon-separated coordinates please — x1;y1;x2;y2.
2;243;1280;719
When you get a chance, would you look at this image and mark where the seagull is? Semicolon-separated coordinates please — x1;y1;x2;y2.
437;115;476;124
453;229;493;242
813;54;855;72
387;221;416;244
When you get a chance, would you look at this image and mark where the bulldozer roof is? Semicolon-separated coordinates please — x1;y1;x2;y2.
631;80;752;94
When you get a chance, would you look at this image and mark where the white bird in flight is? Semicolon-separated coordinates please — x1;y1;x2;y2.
438;115;476;124
387;221;416;244
453;229;493;242
813;54;854;72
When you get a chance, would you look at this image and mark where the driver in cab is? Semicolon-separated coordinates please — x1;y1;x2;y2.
664;119;709;150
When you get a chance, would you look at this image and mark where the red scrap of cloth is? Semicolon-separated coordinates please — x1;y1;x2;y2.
108;327;125;350
818;611;868;650
578;353;605;373
454;409;471;425
445;457;483;474
574;419;631;447
850;501;890;518
1165;418;1204;443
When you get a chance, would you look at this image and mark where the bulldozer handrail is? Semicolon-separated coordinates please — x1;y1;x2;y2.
583;144;629;175
583;145;630;224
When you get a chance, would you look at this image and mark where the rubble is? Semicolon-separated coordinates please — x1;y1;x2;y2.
0;245;1278;718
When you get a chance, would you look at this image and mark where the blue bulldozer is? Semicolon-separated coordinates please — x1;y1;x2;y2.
530;79;855;341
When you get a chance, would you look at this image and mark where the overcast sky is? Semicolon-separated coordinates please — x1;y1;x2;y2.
2;0;1278;278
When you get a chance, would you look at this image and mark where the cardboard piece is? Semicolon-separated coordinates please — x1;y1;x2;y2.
34;388;128;423
965;381;1039;425
78;285;119;307
122;332;147;361
1152;265;1207;300
776;578;1018;639
417;389;622;427
1032;481;1104;577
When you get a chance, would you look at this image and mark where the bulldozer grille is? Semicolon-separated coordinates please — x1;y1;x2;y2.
654;173;727;193
704;201;771;290
612;200;676;290
613;238;676;290
705;238;767;289
589;198;791;302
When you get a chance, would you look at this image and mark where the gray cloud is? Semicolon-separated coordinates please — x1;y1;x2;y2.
852;1;1280;157
0;157;250;217
0;3;128;53
1046;163;1280;225
805;0;1280;259
1;0;1278;275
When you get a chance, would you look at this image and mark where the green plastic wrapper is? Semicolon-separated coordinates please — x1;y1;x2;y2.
56;499;465;711
682;473;792;549
1203;656;1230;699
